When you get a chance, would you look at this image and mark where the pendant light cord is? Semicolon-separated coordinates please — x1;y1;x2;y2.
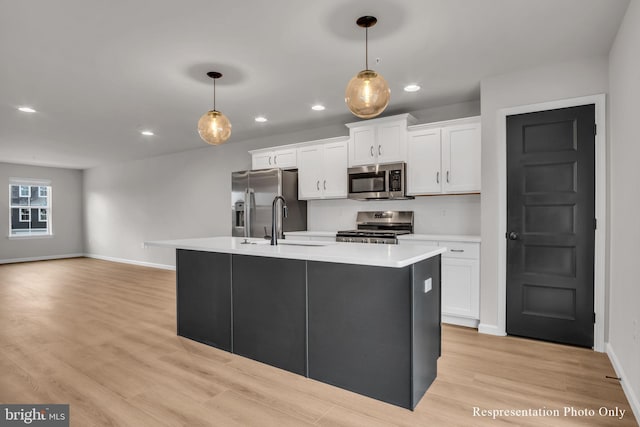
213;78;216;111
365;27;369;70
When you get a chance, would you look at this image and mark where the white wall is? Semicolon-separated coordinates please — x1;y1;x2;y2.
608;0;640;417
0;162;83;261
479;56;609;331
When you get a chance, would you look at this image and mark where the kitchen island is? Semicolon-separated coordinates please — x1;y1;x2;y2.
146;237;445;410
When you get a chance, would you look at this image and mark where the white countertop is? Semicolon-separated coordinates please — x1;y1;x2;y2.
145;236;445;268
398;234;481;243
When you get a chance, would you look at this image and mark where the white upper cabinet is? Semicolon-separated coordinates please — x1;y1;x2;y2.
442;123;481;193
407;117;481;195
407;128;443;195
346;114;415;166
297;137;348;200
251;147;297;170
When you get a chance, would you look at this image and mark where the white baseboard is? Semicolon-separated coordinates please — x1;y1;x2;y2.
0;253;84;264
84;253;175;271
606;342;640;423
443;315;479;329
478;323;507;336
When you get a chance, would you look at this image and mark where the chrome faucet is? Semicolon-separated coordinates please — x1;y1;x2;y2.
270;196;287;245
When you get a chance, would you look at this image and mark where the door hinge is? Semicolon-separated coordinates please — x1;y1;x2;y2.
594;124;597;135
594;218;597;230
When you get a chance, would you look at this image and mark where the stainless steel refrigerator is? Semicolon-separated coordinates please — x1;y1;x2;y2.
232;168;307;239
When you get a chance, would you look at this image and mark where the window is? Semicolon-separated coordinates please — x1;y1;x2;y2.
9;180;52;237
20;208;31;222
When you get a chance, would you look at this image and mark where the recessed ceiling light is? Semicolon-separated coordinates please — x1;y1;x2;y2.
140;130;154;136
311;104;325;111
18;106;37;113
255;116;268;123
403;84;421;93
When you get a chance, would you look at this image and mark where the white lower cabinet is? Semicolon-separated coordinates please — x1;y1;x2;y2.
399;238;480;327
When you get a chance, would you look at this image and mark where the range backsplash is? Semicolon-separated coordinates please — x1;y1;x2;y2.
307;194;480;235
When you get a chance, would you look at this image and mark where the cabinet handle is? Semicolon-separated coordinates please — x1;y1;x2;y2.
370;146;374;157
268;156;272;165
273;155;277;164
378;145;382;156
323;180;327;190
446;171;450;183
450;249;464;253
436;172;440;184
316;180;320;190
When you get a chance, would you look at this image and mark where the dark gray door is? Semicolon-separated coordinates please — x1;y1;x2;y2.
506;104;595;348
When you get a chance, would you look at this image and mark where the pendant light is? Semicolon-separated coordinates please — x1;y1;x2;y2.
198;71;232;145
345;16;390;119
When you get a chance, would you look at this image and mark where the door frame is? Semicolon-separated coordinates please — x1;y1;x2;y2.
494;94;606;352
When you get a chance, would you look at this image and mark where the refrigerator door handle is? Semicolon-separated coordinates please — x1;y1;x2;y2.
244;188;253;237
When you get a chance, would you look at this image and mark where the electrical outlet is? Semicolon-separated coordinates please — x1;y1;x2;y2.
424;278;432;293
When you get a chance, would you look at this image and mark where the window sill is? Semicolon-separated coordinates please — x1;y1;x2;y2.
7;234;54;240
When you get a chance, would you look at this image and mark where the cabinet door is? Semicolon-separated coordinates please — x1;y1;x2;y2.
377;122;405;164
442;123;481;193
176;250;231;351
252;151;274;170
406;129;442;195
441;257;479;320
232;255;307;376
297;145;323;199
350;127;376;166
273;148;297;169
321;140;348;199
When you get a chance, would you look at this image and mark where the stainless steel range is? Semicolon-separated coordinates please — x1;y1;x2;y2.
336;211;414;244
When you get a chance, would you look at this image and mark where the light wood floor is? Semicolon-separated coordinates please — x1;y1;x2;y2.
0;258;636;426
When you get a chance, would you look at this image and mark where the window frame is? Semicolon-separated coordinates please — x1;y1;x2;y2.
38;208;48;222
38;186;48;197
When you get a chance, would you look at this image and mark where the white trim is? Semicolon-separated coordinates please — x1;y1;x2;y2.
606;342;640;422
494;94;606;352
7;233;54;240
443;315;479;329
478;323;507;336
9;177;51;186
0;253;83;264
84;253;176;271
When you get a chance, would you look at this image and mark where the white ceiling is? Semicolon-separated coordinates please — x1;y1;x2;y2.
0;0;629;169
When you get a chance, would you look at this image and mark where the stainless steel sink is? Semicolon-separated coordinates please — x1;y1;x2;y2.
277;240;333;247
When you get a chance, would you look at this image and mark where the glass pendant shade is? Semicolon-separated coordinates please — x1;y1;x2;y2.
345;70;390;119
198;110;232;145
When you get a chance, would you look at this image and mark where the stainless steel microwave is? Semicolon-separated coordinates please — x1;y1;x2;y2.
347;162;413;200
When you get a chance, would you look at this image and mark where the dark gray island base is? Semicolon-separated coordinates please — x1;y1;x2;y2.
176;249;441;410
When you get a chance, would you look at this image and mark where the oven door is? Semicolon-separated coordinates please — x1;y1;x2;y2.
348;167;388;199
